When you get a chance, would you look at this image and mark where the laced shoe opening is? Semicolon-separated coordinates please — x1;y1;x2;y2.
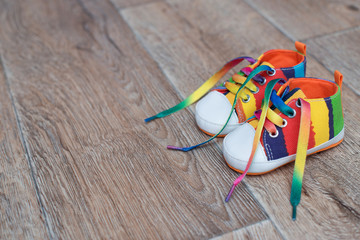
258;50;305;69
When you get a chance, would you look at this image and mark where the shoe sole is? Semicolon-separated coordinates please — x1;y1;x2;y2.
199;127;226;138
224;128;345;175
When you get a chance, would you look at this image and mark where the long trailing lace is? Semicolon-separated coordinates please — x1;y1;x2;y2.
290;99;311;220
144;56;257;123
166;63;275;151
224;78;311;221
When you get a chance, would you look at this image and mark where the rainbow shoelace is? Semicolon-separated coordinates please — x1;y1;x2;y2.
166;63;274;152
225;79;311;220
145;56;275;151
145;57;310;220
145;56;269;123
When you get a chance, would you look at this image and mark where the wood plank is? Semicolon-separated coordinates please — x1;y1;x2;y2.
0;58;48;237
244;0;360;40
211;220;282;240
122;0;360;239
307;27;360;95
0;0;267;238
122;0;297;111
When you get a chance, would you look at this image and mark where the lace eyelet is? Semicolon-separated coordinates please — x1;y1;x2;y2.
242;95;250;103
259;78;267;86
288;109;296;118
267;69;276;76
250;86;259;94
269;130;279;138
280;119;287;128
296;99;302;108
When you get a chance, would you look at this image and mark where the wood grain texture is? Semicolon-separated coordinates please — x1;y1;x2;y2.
244;0;360;40
307;27;360;95
123;0;360;239
111;0;156;9
1;0;359;239
0;57;47;237
211;220;282;240
0;0;267;239
121;0;297;111
165;0;316;69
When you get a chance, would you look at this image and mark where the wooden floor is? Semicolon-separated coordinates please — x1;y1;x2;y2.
0;0;359;239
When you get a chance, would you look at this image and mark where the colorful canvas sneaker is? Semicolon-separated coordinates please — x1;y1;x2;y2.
223;71;344;220
195;41;307;137
145;42;307;151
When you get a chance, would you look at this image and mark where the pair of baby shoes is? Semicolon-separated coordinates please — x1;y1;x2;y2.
145;42;344;220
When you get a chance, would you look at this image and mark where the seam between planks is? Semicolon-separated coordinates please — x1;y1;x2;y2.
239;1;314;239
299;25;360;42
213;218;285;239
243;0;297;42
0;55;54;240
301;25;360;96
117;0;274;229
76;1;270;236
244;0;360;43
243;0;360;97
115;0;227;156
115;2;193;113
211;219;268;240
305;52;360;97
215;2;289;238
104;0;201;126
115;0;210;142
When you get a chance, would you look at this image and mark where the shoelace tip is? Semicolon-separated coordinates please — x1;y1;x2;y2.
292;206;297;221
167;146;194;152
225;184;236;202
144;116;156;123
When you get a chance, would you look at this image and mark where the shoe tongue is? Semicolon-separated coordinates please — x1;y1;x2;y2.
281;87;307;104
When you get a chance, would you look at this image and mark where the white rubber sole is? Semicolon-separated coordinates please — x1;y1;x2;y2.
224;128;345;174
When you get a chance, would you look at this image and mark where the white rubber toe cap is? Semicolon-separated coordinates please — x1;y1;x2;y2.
223;123;269;173
195;91;239;135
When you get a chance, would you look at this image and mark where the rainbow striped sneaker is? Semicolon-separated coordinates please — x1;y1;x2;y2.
195;41;307;137
145;42;307;151
223;71;345;220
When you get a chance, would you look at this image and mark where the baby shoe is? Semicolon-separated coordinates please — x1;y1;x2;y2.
223;71;344;220
145;42;307;138
195;41;307;136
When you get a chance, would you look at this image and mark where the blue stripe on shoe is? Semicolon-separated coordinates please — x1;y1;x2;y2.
325;97;334;139
294;60;306;78
263;127;288;161
282;68;295;79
